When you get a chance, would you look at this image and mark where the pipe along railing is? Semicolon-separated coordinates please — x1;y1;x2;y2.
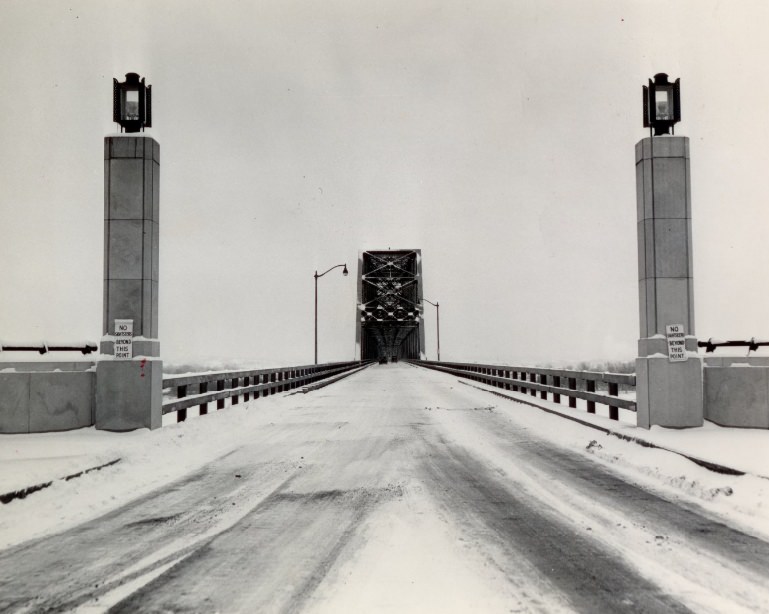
409;360;636;421
162;360;372;423
0;342;98;355
698;338;769;353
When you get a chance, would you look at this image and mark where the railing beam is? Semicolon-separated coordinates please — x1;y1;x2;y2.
162;361;373;417
409;361;636;415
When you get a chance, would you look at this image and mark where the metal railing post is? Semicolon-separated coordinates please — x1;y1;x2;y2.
231;377;239;405
217;379;225;409
177;385;187;422
608;382;619;420
199;382;208;415
529;372;536;397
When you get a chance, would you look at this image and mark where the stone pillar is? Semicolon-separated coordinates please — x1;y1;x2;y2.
101;136;159;356
635;136;703;428
96;135;162;430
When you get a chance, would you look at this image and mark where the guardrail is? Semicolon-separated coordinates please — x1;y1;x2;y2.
409;360;636;420
0;343;98;355
162;360;372;422
698;338;769;353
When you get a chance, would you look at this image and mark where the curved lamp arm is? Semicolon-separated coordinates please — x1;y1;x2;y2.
315;263;348;279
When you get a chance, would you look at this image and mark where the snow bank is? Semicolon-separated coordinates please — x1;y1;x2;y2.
0;393;299;549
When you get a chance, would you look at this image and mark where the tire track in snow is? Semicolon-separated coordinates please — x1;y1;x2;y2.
0;447;299;613
447;405;769;612
419;436;695;613
108;486;398;613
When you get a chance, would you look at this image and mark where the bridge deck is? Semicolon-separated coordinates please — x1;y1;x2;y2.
1;364;768;612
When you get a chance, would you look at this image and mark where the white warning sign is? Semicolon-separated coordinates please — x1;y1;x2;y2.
665;324;687;362
114;319;134;359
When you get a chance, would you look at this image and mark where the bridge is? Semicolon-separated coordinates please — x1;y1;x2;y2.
4;129;768;435
3;78;769;613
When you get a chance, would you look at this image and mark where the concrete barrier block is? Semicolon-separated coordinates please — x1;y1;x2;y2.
0;373;30;433
705;357;769;368
705;366;769;428
29;372;94;432
1;362;93;373
95;359;162;431
636;355;703;428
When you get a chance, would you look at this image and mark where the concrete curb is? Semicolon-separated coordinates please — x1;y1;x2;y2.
458;380;759;479
0;458;122;505
290;364;373;395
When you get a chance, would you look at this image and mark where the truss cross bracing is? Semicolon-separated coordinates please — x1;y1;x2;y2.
355;249;425;361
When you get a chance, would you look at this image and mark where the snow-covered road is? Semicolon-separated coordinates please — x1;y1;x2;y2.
1;363;768;613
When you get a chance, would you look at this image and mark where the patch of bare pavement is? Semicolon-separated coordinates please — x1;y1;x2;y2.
1;364;768;613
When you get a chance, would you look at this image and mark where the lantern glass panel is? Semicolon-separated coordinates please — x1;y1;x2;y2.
124;90;139;120
654;88;672;120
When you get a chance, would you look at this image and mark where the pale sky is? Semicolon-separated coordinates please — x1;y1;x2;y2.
2;1;769;367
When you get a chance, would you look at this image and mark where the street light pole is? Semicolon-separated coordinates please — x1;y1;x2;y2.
314;263;348;364
423;298;440;361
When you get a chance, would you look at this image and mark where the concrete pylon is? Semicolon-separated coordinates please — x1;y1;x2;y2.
95;135;162;430
635;136;703;428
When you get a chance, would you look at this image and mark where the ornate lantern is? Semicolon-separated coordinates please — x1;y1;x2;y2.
113;73;152;133
643;73;680;136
